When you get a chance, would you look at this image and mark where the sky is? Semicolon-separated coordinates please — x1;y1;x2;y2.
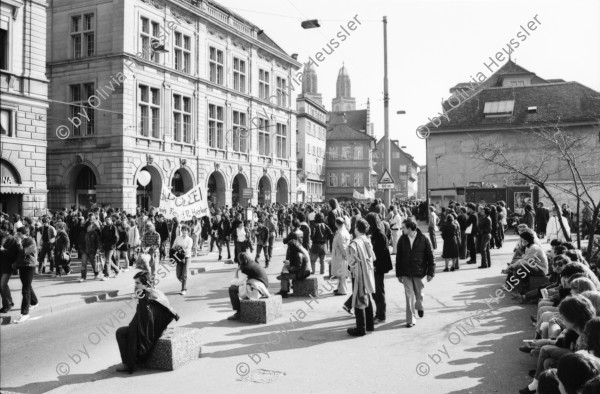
216;0;600;165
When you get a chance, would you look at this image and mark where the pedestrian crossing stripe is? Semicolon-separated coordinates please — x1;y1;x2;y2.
378;169;395;184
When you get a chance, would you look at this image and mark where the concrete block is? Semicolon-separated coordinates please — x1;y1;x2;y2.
240;295;282;324
145;327;202;371
292;277;322;297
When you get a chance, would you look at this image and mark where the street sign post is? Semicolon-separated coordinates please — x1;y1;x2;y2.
378;169;395;190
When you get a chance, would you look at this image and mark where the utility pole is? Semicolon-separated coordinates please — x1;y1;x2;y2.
383;16;391;206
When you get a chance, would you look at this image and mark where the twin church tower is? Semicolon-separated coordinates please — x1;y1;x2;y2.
301;62;357;112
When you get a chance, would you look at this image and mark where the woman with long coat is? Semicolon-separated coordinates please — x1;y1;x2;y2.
441;215;460;271
365;213;393;323
347;218;376;337
331;217;351;295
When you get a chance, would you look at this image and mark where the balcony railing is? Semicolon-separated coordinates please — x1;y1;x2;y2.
207;5;229;23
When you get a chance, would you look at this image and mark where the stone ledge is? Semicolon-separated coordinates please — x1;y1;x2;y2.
145;327;202;371
292;277;322;297
190;268;206;275
240;295;282;324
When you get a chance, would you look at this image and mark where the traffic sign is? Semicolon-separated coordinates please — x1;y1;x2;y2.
378;169;395;184
377;183;394;190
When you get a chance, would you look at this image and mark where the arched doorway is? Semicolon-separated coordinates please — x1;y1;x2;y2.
257;175;271;206
276;177;288;204
0;159;23;214
171;168;194;196
207;171;226;209
72;166;97;210
232;173;248;207
136;166;162;211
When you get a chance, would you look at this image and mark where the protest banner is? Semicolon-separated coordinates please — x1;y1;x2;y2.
157;185;210;220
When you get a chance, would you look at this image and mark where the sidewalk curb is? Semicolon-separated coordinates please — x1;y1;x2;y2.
0;255;231;325
0;290;121;325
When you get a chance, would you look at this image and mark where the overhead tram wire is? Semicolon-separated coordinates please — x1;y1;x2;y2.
281;0;389;116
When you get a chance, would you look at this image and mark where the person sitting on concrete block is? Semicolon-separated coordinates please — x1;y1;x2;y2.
228;252;270;321
276;240;311;298
115;271;180;374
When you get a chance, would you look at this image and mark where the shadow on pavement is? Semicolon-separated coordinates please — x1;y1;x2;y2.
198;315;358;359
429;273;535;393
0;364;171;394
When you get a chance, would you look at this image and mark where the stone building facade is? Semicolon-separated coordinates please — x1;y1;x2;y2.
325;123;375;201
373;139;419;200
0;0;48;217
426;60;600;207
296;62;326;203
46;0;300;213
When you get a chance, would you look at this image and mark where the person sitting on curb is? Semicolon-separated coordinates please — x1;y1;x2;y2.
276;240;311;298
115;271;179;374
227;252;270;321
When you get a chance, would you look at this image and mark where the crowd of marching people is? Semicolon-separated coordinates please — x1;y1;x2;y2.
1;196;599;389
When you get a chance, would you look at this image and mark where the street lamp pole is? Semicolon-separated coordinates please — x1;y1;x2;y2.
383;16;391;206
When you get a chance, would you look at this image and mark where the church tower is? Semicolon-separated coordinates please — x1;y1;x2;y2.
332;64;356;112
302;62;322;104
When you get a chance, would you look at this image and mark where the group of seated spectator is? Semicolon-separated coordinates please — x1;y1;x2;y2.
511;226;600;393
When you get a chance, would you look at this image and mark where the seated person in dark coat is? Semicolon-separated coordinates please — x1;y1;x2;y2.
115;271;179;373
276;240;310;298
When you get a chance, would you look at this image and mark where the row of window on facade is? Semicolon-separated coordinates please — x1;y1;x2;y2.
307;181;323;196
305;119;326;140
372;151;406;159
306;143;324;158
68;14;289;107
298;102;327;123
67;83;288;158
305;160;323;176
327;145;365;160
328;172;364;187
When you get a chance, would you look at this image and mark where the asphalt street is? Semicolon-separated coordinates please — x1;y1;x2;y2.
1;233;539;394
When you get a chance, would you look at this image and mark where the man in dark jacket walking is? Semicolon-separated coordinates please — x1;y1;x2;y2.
465;203;479;265
327;199;343;251
478;207;493;269
218;213;232;260
155;215;170;261
1;224;18;313
395;218;435;328
100;216;119;279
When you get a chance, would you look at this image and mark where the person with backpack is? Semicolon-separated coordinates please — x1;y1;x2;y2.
254;219;270;267
310;213;332;275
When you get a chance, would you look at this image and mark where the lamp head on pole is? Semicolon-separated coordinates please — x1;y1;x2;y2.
301;19;320;29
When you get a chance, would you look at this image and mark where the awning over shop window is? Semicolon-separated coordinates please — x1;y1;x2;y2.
0;185;29;194
1;159;22;187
